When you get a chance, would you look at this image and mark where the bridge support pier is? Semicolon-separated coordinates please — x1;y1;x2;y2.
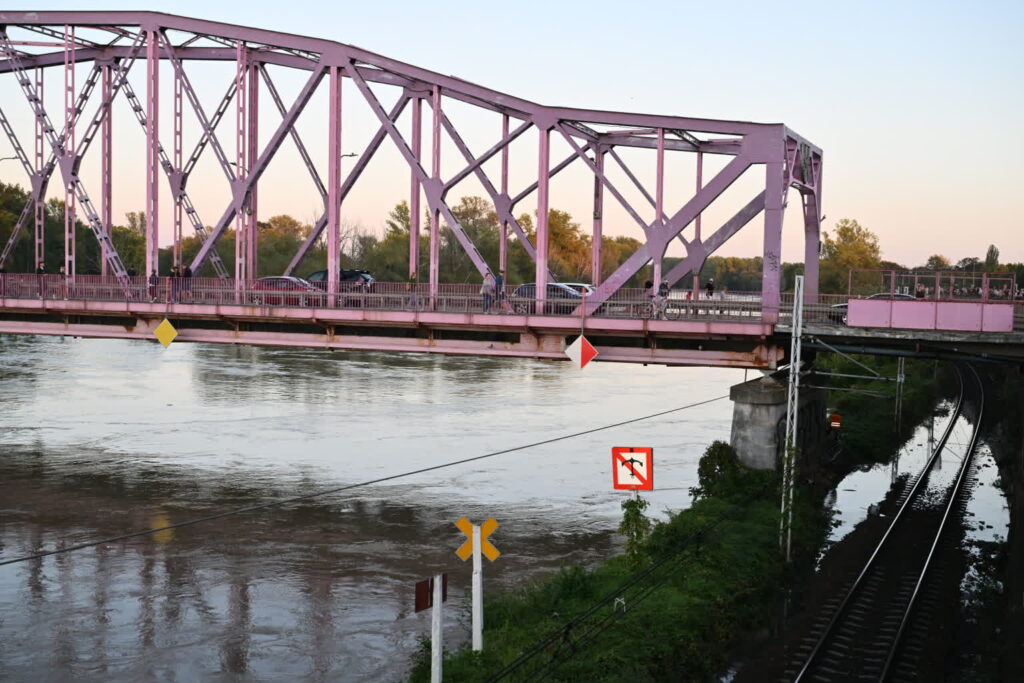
729;371;827;471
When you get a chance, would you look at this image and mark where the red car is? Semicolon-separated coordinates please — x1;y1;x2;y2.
251;277;321;306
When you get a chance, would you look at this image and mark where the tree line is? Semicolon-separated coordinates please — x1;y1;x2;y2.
1;181;1019;292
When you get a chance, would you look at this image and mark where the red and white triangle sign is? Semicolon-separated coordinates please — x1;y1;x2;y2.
565;335;598;369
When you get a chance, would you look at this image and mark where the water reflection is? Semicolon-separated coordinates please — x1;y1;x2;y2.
0;336;740;679
0;447;620;680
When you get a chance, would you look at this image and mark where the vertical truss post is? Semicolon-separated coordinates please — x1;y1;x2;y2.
802;190;821;303
63;25;77;277
780;274;804;562
761;161;784;323
326;65;342;307
429;85;441;301
145;28;160;278
652;127;665;286
535;126;550;314
409;95;422;281
34;67;45;270
802;165;822;302
100;63;112;276
693;151;703;299
234;42;247;286
172;63;183;269
246;58;259;278
499;113;509;275
592;147;604;285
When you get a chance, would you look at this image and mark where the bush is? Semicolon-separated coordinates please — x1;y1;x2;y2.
690;440;776;502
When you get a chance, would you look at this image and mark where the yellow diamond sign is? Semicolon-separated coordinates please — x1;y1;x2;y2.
153;318;178;347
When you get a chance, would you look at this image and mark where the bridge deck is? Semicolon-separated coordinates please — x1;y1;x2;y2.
1;276;1022;366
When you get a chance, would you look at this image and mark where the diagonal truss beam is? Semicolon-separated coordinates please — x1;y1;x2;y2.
180;74;236;181
0;29;128;277
510;147;587;208
159;32;236;184
662;191;766;286
283;94;410;276
260;64;326;200
442;118;532;192
0;106;34;178
348;65;491;278
556;123;650;233
607;147;657;210
111;54;230;277
191;64;327;271
1;62;97;266
583;153;752;310
436;111;546;272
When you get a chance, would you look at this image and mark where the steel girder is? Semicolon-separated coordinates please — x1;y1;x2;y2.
0;11;821;321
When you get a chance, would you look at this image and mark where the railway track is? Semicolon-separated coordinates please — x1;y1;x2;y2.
788;364;985;682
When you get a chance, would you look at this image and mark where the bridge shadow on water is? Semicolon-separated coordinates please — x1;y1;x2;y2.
0;443;619;681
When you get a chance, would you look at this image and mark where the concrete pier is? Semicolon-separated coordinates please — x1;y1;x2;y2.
729;372;827;470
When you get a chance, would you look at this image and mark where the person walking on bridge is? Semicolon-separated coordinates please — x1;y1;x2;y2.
657;280;670;319
182;264;193;302
169;265;179;302
148;269;159;302
35;261;46;299
481;271;496;314
704;278;715;299
495;268;506;313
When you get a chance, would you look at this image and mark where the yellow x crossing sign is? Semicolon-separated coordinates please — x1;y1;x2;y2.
456;517;500;562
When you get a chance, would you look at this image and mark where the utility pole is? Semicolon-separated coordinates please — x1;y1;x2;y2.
780;275;804;562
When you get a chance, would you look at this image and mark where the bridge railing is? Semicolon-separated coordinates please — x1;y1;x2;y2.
780;292;852;325
8;274;1015;331
0;274;775;323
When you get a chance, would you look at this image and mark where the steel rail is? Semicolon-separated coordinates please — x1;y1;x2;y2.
879;364;985;680
793;365;968;682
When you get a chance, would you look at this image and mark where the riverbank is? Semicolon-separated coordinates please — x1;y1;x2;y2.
414;353;950;681
410;442;829;681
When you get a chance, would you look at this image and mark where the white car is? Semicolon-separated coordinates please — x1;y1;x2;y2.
560;282;596;296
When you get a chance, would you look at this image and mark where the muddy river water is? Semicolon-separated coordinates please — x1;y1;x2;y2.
0;335;744;681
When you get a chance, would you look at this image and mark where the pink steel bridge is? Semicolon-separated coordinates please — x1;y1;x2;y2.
0;11;823;367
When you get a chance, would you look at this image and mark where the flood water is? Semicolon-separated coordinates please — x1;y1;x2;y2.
0;335;743;681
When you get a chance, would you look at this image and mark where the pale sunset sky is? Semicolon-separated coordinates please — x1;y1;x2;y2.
0;0;1021;267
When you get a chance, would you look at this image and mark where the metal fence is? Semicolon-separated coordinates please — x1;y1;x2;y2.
4;274;1023;332
0;274;770;323
847;269;1018;302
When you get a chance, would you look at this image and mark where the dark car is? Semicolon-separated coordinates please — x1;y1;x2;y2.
251;276;320;306
829;292;916;324
510;283;583;315
305;269;375;291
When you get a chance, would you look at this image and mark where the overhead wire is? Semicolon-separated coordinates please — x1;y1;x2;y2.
0;394;728;567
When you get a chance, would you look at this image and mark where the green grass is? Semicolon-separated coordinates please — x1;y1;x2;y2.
411;444;827;682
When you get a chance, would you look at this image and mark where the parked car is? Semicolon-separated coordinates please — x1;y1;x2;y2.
305;269;375;291
510;283;583;315
251;276;320;306
829;292;916;324
561;282;596;296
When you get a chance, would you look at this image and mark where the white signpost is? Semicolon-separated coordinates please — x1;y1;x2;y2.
456;517;500;652
431;574;443;682
414;573;448;683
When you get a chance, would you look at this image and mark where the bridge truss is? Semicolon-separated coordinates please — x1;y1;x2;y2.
0;10;822;322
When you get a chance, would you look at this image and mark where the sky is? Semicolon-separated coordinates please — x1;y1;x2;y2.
1;0;1021;268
